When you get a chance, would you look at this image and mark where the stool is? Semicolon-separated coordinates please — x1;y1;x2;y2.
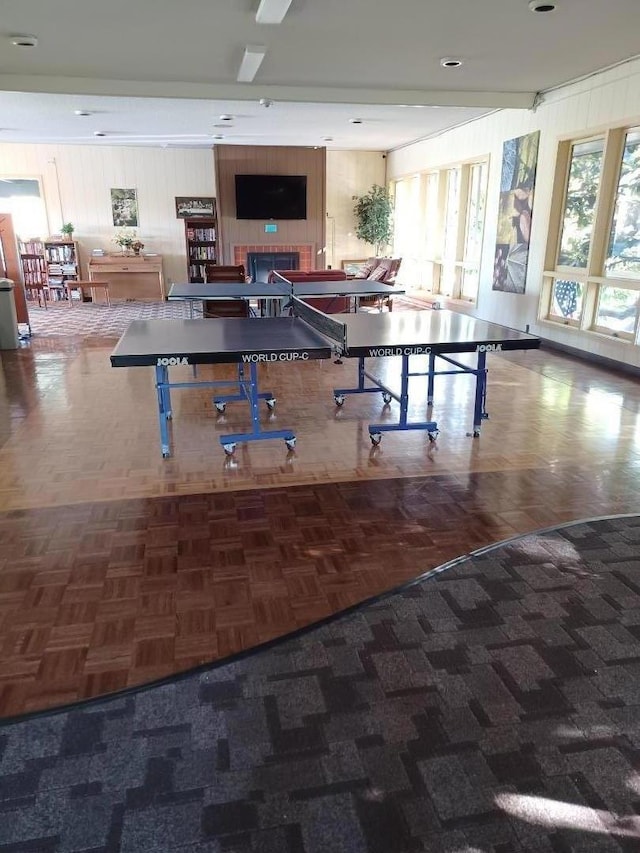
74;279;111;307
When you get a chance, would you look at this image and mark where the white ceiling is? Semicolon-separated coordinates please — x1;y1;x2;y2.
0;0;638;150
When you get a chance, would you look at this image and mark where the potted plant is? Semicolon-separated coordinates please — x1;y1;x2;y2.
113;229;136;254
61;222;75;240
352;184;394;256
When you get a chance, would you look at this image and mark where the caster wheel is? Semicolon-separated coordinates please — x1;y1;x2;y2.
428;430;439;444
382;392;392;405
370;433;382;447
473;430;481;438
162;451;171;458
266;398;277;411
222;443;236;455
285;437;296;451
334;394;345;407
215;401;226;414
166;412;173;420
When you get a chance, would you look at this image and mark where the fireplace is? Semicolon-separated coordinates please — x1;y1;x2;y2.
233;244;313;278
247;251;300;283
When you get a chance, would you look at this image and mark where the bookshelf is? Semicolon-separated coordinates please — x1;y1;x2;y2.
44;239;80;301
18;239;47;303
184;215;217;283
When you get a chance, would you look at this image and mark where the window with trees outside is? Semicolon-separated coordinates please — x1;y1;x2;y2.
390;159;488;301
541;126;640;341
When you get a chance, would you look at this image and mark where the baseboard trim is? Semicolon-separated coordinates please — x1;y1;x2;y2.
540;336;640;378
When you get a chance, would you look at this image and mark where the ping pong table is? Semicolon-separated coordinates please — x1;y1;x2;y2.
110;297;540;457
167;278;405;318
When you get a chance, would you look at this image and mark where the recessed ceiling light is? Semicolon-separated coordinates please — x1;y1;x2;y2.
440;57;463;68
349;118;363;124
529;0;556;10
219;115;234;121
74;110;92;117
10;34;38;48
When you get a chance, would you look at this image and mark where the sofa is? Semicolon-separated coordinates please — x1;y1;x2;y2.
352;257;402;311
267;269;350;314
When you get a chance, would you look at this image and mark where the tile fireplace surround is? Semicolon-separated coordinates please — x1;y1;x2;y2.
233;243;315;271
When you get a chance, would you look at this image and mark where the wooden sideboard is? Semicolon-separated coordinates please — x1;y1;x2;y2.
88;254;165;302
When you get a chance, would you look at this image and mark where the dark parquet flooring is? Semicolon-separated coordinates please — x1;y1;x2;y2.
2;515;640;852
2;466;635;719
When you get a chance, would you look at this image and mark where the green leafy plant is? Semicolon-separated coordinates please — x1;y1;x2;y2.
113;229;137;249
61;222;75;237
352;184;394;255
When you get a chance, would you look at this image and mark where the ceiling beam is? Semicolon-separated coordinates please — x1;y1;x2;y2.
0;75;537;109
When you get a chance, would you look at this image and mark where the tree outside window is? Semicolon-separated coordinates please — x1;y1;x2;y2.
557;139;604;268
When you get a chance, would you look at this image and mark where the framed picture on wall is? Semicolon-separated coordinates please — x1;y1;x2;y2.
175;197;216;218
111;188;139;227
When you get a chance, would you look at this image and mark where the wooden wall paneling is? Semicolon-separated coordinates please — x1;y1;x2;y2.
214;145;326;268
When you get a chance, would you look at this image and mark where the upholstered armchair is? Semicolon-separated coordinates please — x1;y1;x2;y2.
353;258;402;311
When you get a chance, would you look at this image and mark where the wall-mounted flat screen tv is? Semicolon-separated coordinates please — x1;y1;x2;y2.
235;174;307;220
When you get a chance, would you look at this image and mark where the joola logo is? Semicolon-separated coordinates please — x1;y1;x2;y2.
157;356;190;366
476;343;502;353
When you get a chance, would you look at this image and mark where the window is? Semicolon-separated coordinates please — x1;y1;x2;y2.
557;139;604;268
606;129;640;277
392;175;421;285
391;158;488;301
541;126;640;343
441;168;461;296
461;162;488;299
0;178;48;240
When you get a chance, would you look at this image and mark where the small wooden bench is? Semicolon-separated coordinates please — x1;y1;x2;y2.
66;279;111;307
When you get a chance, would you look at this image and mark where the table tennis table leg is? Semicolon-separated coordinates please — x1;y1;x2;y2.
470;350;488;437
217;362;296;454
427;352;436;405
333;355;439;446
155;364;172;458
367;355;439;445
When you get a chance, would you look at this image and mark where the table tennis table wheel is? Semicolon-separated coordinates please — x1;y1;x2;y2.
370;432;382;446
215;401;226;413
428;430;440;444
382;392;392;405
285;437;296;451
334;394;345;407
266;397;277;411
222;442;236;455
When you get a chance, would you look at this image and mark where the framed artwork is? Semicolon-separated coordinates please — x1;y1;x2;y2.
341;259;369;276
175;197;216;218
492;130;540;294
111;188;139;227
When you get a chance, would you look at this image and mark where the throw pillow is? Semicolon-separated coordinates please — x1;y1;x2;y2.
354;259;377;279
367;265;388;281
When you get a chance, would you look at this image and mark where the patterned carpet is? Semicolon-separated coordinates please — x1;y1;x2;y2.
23;295;426;339
25;301;189;339
2;515;640;852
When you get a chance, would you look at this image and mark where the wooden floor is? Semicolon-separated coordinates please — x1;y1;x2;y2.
2;307;640;717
